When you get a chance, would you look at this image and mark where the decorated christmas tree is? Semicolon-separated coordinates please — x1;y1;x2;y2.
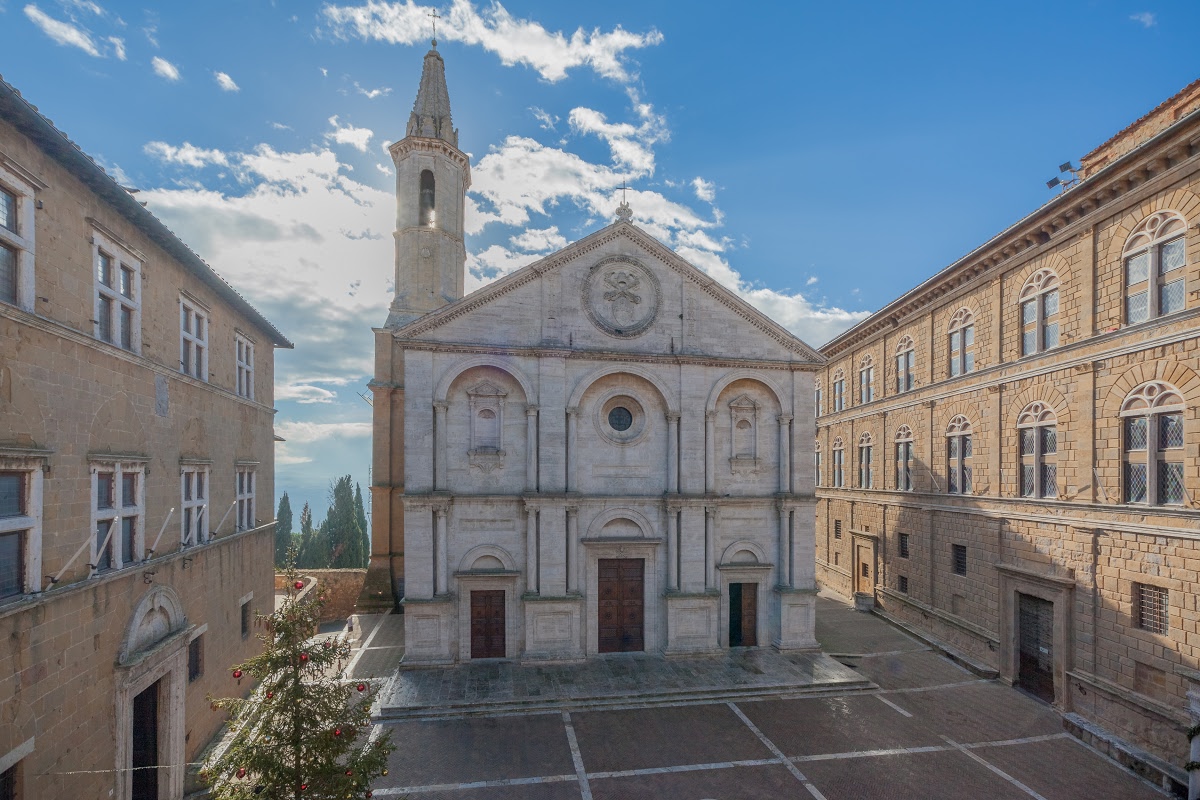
204;559;394;799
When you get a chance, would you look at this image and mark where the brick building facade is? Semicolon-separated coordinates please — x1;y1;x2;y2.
0;77;291;799
813;80;1200;785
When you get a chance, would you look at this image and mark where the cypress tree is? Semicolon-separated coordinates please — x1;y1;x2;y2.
354;483;369;568
275;493;293;568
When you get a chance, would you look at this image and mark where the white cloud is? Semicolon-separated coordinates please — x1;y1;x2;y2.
322;0;663;83
509;226;567;252
270;121;293;130
143;141;228;167
1130;11;1156;27
143;24;158;47
214;71;240;91
806;276;819;286
275;421;372;444
151;55;180;81
276;384;338;404
24;4;102;56
326;115;373;152
108;36;125;59
531;107;559;131
692;177;715;203
354;81;392;99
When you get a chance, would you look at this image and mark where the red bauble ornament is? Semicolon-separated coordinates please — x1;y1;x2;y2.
266;691;273;699
300;653;310;662
345;769;353;776
356;683;366;692
323;641;332;648
367;793;373;799
294;580;304;590
333;728;342;736
236;768;246;779
318;595;326;602
299;783;308;792
232;669;243;679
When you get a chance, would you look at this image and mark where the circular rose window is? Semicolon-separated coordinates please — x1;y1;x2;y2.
595;393;648;445
608;407;633;431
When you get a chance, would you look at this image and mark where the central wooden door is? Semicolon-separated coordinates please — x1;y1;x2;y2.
1017;593;1054;703
132;679;160;800
470;590;506;659
729;583;758;647
598;558;644;653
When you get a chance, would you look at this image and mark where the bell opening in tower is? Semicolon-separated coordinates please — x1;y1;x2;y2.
419;169;436;227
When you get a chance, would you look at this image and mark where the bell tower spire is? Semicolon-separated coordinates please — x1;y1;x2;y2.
385;41;470;327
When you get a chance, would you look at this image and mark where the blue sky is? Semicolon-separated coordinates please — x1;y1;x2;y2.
2;0;1197;520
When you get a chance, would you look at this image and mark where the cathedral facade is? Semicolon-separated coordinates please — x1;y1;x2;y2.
366;45;822;663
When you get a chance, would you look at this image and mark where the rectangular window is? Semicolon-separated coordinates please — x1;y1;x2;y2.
859;445;873;488
0;168;36;311
952;544;967;576
0;468;38;601
0;188;14;233
0;243;15;306
833;380;845;412
241;600;252;639
898;575;909;594
93;235;141;352
236;335;255;400
92;462;143;572
899;533;910;559
188;635;204;682
236;468;256;532
896;349;915;393
814;450;822;487
814;387;822;417
180;298;209;381
896;441;913;491
834;519;842;539
833;449;844;487
1135;583;1169;635
860;367;874;403
181;465;209;545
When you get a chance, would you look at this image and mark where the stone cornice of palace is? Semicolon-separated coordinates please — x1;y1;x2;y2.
393;222;824;362
814;304;1200;420
813;487;1200;541
821;110;1200;359
390;339;818;371
403;492;810;507
388;136;472;176
0;302;281;415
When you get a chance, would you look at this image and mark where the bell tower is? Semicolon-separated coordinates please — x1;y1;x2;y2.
385;40;470;327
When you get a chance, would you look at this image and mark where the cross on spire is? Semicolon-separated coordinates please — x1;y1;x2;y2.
428;9;441;45
615;181;633;222
618;181;629;203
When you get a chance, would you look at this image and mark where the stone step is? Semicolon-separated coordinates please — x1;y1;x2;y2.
374;675;875;721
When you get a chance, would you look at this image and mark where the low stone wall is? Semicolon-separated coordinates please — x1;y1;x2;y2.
301;569;368;623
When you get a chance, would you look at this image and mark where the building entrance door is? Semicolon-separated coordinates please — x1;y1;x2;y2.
598;558;644;653
1017;593;1055;703
729;583;758;647
470;590;506;659
856;545;872;594
132;679;160;800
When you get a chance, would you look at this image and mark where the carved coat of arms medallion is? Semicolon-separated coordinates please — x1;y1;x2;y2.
582;255;661;338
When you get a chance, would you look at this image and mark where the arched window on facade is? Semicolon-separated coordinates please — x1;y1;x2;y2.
859;355;875;404
1121;381;1186;505
419;169;436;227
1017;401;1057;498
832;437;845;488
858;432;874;489
467;381;506;455
832;369;846;412
814;379;823;418
1019;269;1061;356
946;415;973;494
895;336;915;393
814;440;822;487
1124;211;1187;325
895;425;914;492
948;308;975;378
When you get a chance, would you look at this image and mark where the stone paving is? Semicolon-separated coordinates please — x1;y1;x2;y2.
362;593;1170;799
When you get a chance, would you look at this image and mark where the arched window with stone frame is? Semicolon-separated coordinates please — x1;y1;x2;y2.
858;432;875;489
859;355;875;404
419;169;436;227
467;380;507;471
895;336;915;393
814;440;822;487
832;437;845;488
1017;401;1057;498
1123;211;1187;325
947;308;975;378
814;378;823;418
1019;269;1061;356
895;425;914;491
946;415;973;494
1121;381;1186;506
832;369;846;412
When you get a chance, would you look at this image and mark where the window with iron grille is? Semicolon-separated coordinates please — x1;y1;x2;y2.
1017;402;1057;499
188;635;204;682
834;519;842;539
898;575;909;594
1121;382;1186;506
1135;583;1169;634
899;533;910;559
952;544;967;576
1123;212;1187;325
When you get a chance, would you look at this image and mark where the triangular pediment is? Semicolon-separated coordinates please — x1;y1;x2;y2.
392;221;824;365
